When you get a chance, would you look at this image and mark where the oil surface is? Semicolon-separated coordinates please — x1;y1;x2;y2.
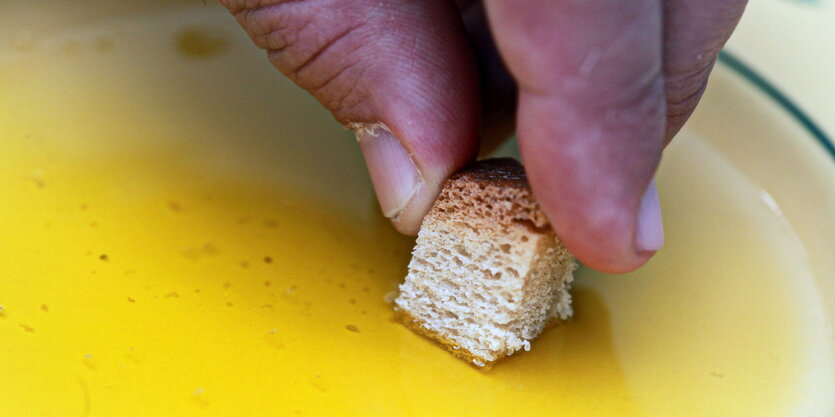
0;5;831;417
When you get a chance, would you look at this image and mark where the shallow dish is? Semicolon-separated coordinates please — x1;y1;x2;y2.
0;2;832;416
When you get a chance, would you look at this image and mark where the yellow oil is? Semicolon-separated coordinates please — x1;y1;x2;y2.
0;6;830;417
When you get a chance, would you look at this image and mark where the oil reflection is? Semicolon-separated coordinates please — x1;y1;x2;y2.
394;282;640;416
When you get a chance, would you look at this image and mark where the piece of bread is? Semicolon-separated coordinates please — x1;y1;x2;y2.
394;158;577;369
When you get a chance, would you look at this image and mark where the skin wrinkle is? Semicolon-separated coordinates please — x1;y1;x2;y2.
663;79;708;142
223;0;310;15
664;57;716;100
662;0;747;143
291;33;368;88
232;0;315;48
666;72;710;119
306;57;360;94
405;30;421;69
250;14;315;50
320;65;371;117
282;24;359;78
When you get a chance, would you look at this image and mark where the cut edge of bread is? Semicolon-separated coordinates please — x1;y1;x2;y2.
395;295;572;370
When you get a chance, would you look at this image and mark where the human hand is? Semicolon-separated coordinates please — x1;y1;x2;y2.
220;0;747;273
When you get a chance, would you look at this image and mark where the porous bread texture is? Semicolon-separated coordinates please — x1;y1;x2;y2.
394;158;577;368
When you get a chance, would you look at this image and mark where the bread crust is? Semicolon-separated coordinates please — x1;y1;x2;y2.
429;158;550;230
447;158;529;186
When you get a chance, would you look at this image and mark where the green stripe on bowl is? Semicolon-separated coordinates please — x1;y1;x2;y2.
718;50;835;162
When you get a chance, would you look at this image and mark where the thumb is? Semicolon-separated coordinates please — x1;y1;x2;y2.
485;0;665;273
222;0;480;234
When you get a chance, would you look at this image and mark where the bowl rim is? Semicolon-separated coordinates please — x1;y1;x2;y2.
718;50;835;163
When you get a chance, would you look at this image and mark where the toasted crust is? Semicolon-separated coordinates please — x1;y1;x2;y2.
448;158;529;186
430;158;550;230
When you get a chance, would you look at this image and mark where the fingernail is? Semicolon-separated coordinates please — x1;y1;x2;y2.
357;129;422;219
635;179;664;252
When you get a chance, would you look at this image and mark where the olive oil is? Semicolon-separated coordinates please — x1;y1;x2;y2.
0;7;830;416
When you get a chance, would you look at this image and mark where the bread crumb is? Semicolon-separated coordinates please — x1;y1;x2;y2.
201;243;218;255
383;291;397;304
269;328;278;335
347;121;391;139
176;27;228;59
263;220;279;229
167;200;182;212
28;171;45;188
